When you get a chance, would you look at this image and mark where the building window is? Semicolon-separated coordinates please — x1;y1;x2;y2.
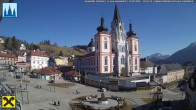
135;45;137;51
121;56;124;64
104;41;107;49
135;66;137;70
122;46;124;52
135;58;137;65
104;66;108;72
104;56;108;65
33;61;35;64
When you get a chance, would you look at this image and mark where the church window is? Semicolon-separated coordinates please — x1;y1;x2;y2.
104;41;107;49
135;58;137;65
135;45;137;51
122;46;124;52
104;66;108;72
121;56;124;64
135;66;137;70
104;56;108;65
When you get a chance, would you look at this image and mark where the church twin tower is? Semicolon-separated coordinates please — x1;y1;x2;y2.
80;5;140;77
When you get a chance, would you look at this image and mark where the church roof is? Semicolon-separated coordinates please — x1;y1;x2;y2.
113;4;121;22
97;17;108;32
88;39;94;47
126;21;137;38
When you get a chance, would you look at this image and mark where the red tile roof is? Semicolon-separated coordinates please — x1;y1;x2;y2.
32;67;62;75
0;53;17;58
28;50;48;57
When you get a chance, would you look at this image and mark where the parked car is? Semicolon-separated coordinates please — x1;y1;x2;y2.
180;85;187;91
97;88;107;92
101;88;107;92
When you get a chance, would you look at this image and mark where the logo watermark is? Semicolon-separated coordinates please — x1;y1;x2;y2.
2;3;17;18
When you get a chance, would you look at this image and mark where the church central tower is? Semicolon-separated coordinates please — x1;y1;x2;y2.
111;5;128;76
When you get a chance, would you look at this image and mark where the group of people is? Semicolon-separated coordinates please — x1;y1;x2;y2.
35;85;41;89
53;100;60;106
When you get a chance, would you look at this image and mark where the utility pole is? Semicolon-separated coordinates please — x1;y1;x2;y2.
20;84;23;103
26;84;29;104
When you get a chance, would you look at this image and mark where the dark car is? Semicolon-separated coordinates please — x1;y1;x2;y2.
180;85;187;91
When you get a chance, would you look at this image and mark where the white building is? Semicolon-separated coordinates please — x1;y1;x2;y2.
140;58;157;74
76;5;140;77
27;50;49;70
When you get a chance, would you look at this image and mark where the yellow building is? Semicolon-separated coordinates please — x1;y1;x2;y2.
55;56;68;66
158;64;185;83
167;69;184;83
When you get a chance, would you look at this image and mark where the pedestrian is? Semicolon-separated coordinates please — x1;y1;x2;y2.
54;101;56;106
40;85;41;89
58;101;60;106
76;90;78;94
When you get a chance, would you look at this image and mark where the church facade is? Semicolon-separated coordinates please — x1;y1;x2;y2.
76;5;140;77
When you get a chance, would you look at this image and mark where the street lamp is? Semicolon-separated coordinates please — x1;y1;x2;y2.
117;97;120;110
99;80;102;88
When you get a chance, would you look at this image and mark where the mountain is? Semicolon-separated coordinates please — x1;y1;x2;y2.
165;41;196;64
146;53;170;61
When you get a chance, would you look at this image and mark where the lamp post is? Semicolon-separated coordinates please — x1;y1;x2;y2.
26;84;29;104
117;97;120;110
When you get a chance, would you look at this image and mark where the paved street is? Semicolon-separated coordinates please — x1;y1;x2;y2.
0;70;186;110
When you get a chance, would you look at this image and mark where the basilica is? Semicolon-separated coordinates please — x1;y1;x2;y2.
76;5;140;77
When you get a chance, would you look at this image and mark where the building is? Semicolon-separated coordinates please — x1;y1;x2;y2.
156;64;185;83
31;67;62;80
14;62;31;73
0;53;17;65
55;56;68;66
185;69;196;110
17;52;27;62
0;38;4;43
140;58;157;74
76;5;140;77
27;50;49;70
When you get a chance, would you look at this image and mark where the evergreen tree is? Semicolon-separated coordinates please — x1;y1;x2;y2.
12;36;16;50
59;51;63;56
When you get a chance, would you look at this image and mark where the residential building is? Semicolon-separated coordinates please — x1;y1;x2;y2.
55;56;68;66
140;58;157;74
156;64;185;83
76;5;140;77
185;69;196;110
17;52;27;62
14;62;31;73
27;50;49;70
31;67;62;80
0;53;17;65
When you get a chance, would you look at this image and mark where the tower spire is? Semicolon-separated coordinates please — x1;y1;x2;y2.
113;4;121;22
97;17;108;32
127;20;136;37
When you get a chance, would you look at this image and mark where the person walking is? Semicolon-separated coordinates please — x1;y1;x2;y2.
58;101;60;106
54;101;56;106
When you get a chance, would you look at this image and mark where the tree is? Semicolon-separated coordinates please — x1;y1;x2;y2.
59;51;63;56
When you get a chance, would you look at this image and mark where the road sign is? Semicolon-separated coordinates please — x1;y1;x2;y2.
2;96;16;108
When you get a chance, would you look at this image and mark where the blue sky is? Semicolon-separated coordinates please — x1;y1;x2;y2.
0;0;196;58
